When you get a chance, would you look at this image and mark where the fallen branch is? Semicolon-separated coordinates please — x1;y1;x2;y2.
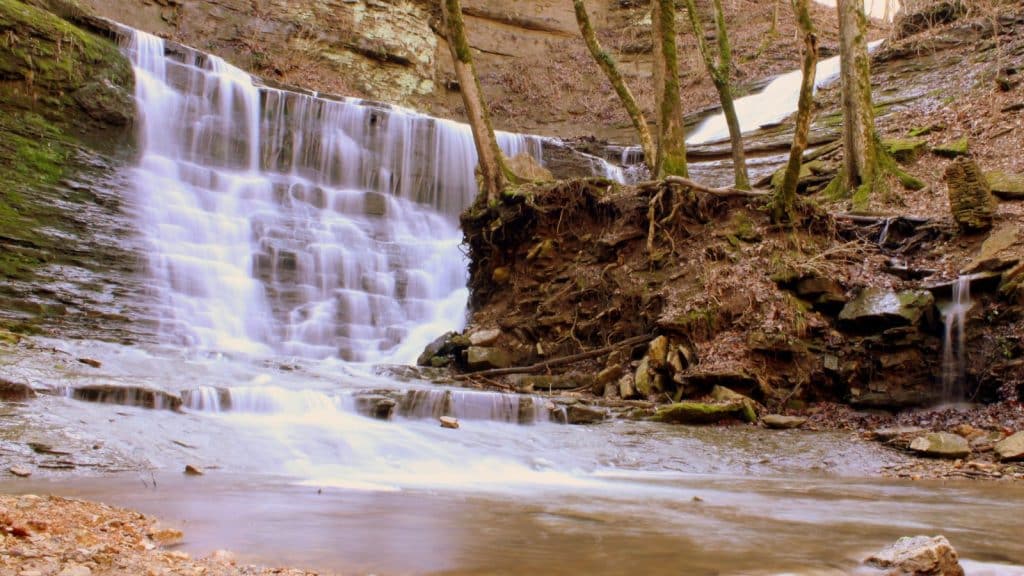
637;176;769;198
454;334;655;380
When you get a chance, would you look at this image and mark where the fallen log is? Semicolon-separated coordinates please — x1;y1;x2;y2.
454;334;655;380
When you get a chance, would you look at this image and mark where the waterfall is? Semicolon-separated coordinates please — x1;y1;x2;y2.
122;29;545;362
940;276;971;402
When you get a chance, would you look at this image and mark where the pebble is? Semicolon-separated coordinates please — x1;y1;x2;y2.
184;464;204;476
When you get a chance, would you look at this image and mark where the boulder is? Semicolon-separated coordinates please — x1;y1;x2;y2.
468;328;501;347
618;373;637;399
647;335;670;370
838;288;934;332
652;401;757;425
565;404;607;425
865;535;964;576
417;331;455;366
962;225;1019;273
945;157;996;232
909;433;970;459
634;357;664;397
0;379;36;401
439;416;459;429
506;153;553;182
762;415;807;429
465;346;512;371
986;171;1024;200
71;385;183;411
994;431;1024;461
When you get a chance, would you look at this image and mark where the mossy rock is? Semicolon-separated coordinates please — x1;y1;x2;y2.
652;400;757;425
838;288;935;332
883;138;927;164
907;124;943;137
986;171;1024;200
945;157;996;232
932;137;969;158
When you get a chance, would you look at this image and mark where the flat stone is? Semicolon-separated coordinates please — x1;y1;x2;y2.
963;225;1019;274
57;566;92;576
465;346;512;370
9;466;32;477
468;328;501;347
873;426;925;441
909;432;970;459
865;535;964;576
933;136;969;158
762;415;807;429
439;416;459;429
77;357;102;368
565;404;607;425
994;431;1024;461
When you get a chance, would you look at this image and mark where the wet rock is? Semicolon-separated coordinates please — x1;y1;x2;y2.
597;365;624;387
838;288;934;332
464;346;512;371
945;157;996;232
652;401;757;425
986;171;1024;200
416;331;455;366
77;358;102;368
565;404;607;425
762;415;807;429
183;464;204;476
994;431;1024;461
634;357;664;397
9;466;32;478
933;137;969;158
439;416;459;429
0;379;36;401
468;328;501;347
71;386;183;411
909;433;970;459
865;535;964;576
354;395;397;420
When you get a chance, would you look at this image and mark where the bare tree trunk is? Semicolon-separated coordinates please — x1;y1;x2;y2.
441;0;506;204
837;0;879;208
573;0;656;173
684;0;749;189
651;0;688;178
773;0;818;222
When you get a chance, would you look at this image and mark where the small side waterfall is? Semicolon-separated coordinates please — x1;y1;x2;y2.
122;28;546;361
940;276;972;401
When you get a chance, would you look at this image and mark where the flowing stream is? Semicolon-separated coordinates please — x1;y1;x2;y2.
2;17;1024;576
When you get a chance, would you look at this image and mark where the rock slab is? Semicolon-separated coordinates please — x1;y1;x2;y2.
762;415;807;429
865;535;964;576
994;431;1024;461
909;433;970;459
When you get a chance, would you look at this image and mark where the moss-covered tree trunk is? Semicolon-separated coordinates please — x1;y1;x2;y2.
837;0;879;207
773;0;818;222
441;0;506;204
573;0;656;173
651;0;688;178
683;0;749;189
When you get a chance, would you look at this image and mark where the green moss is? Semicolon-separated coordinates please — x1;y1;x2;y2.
933;137;969;158
882;138;927;164
908;124;942;137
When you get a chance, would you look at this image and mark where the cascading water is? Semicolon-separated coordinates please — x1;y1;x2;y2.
123;29;544;362
940;275;972;402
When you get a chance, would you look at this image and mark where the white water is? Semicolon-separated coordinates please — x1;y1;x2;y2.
687;40;884;146
124;30;543;362
941;276;972;401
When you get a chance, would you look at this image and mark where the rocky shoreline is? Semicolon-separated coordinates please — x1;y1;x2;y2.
0;494;324;576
